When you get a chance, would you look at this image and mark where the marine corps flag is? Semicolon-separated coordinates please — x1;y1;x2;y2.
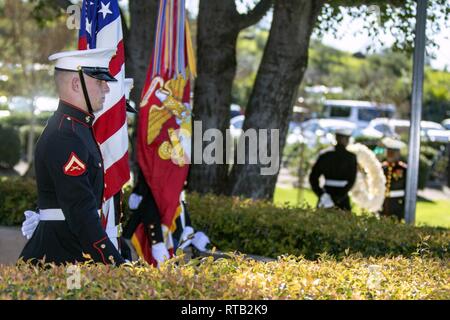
133;0;196;264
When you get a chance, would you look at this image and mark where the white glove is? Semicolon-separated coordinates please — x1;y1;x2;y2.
192;231;210;252
151;242;170;268
318;193;334;209
21;210;40;240
128;193;143;210
178;226;194;250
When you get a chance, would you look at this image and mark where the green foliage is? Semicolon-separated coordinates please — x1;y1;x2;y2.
3;254;449;299
185;193;449;260
317;1;450;55
0;112;51;127
0;125;21;168
398;144;442;189
304;43;414;115
0;0;75;98
303;42;450;119
2;180;448;260
0;177;37;225
232;26;269;108
282;141;324;188
19;125;45;156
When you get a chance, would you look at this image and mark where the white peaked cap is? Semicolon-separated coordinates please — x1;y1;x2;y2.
124;78;134;100
335;128;353;136
48;48;116;71
382;137;406;150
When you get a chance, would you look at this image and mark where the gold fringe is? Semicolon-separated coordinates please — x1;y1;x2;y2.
185;19;197;78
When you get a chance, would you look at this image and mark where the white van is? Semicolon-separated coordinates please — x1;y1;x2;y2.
322;100;396;128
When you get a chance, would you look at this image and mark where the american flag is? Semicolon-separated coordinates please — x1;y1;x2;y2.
78;0;130;250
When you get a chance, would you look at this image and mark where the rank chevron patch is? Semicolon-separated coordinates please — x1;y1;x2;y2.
63;152;87;176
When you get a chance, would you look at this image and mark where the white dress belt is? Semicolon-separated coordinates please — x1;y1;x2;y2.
39;208;66;221
38;208;121;238
324;179;348;187
388;190;405;198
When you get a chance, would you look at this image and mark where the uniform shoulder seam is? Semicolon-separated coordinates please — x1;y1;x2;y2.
319;146;335;156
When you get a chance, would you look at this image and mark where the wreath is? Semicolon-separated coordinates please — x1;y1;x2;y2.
347;143;386;213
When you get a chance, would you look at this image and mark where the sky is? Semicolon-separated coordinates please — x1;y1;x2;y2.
183;0;450;71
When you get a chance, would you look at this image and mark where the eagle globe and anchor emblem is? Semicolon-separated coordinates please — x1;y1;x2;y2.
140;70;192;167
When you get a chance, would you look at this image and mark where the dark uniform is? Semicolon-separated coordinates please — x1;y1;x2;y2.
19;101;125;265
381;160;407;220
309;145;358;211
123;168;192;248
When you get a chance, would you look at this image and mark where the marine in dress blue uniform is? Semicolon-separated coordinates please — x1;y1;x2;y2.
122;167;210;266
309;128;358;211
19;48;125;265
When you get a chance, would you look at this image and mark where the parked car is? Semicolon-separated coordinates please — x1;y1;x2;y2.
322;100;396;129
34;96;59;112
8;96;59;113
421;121;450;143
360;118;450;143
287;118;356;146
8;96;33;112
441;119;450;131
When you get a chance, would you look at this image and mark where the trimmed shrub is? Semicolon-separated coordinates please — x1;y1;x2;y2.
0;125;21;168
2;254;449;299
184;194;449;260
0;177;37;225
1;179;448;260
18;125;45;156
0;112;51;128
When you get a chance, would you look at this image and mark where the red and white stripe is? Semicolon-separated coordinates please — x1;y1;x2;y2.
87;9;130;249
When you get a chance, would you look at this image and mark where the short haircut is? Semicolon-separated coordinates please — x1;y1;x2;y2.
54;69;75;94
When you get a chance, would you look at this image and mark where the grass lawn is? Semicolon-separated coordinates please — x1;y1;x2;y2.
274;186;450;229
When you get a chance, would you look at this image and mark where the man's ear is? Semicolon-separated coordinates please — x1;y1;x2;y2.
71;76;81;93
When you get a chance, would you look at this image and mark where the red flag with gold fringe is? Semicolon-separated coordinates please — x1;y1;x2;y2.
132;0;196;264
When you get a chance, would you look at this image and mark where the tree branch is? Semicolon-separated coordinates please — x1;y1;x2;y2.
325;0;405;8
52;0;72;9
237;0;273;31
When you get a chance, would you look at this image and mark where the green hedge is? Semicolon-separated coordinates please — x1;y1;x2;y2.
0;177;37;225
0;125;21;168
1;178;449;260
2;254;449;299
185;194;450;260
0;112;51;128
18;125;45;156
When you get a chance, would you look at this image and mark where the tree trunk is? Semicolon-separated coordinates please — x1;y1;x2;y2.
189;0;272;194
188;0;240;194
229;0;324;200
126;0;159;169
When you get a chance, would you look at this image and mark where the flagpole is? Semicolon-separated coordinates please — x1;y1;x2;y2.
405;0;427;225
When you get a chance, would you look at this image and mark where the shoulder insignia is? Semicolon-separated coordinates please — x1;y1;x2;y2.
63;152;86;176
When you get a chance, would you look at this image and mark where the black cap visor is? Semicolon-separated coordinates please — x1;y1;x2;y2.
82;67;117;82
126;101;137;114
